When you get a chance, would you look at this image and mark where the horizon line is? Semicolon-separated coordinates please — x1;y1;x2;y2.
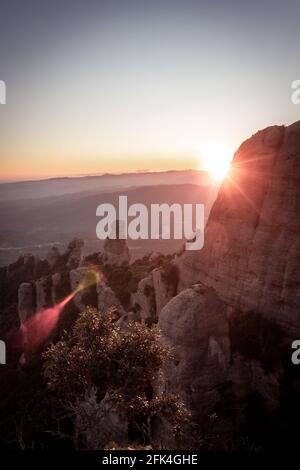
0;168;208;185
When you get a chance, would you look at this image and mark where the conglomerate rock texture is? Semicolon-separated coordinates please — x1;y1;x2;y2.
176;122;300;336
159;284;230;415
157;122;300;441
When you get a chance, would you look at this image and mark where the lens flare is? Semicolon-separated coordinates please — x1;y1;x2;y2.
13;268;103;352
76;268;102;293
19;293;74;351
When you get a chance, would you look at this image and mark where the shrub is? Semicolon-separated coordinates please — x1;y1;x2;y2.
43;307;189;447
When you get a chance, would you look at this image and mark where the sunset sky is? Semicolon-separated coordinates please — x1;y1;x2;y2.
0;0;299;182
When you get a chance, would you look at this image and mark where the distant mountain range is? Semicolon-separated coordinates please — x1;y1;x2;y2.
0;170;217;265
0;169;210;201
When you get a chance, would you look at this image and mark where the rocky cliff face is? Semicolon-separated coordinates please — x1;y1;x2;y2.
16;239;85;323
176;121;300;336
0;236;127;343
159;284;230;416
157;122;300;442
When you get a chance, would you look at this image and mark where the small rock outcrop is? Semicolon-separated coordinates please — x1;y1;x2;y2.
46;246;60;269
16;247;128;326
131;268;173;323
18;282;35;324
158;284;230;417
66;238;84;270
36;276;51;312
70;267;89;311
97;282;124;315
102;221;131;266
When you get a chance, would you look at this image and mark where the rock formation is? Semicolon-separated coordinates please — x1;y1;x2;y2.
102;221;131;266
1;121;300;448
131;268;174;323
97;281;124;314
159;284;230;417
18;282;35;323
66;238;84;270
155;121;300;441
176;122;300;336
36;276;51;311
46;246;60;269
69;267;90;311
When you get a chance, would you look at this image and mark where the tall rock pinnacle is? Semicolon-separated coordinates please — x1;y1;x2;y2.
176;121;300;335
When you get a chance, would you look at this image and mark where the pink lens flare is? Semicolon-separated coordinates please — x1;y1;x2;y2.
13;269;100;352
17;292;74;351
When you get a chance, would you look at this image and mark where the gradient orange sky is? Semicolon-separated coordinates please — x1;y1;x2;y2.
1;0;299;182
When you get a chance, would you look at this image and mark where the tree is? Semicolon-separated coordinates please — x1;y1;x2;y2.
43;307;189;448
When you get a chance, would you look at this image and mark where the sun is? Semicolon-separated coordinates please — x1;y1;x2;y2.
200;142;233;182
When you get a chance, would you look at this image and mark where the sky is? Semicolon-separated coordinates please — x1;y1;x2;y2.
0;0;299;182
